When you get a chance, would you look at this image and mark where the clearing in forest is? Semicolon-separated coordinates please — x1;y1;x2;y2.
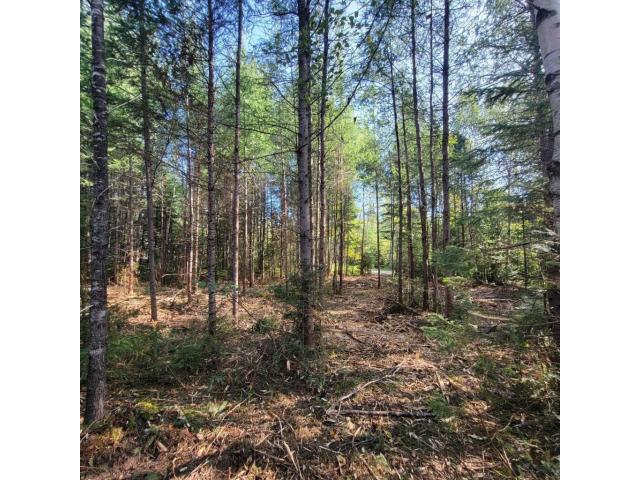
81;275;558;479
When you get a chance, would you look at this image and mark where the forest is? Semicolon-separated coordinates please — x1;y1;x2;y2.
80;0;560;477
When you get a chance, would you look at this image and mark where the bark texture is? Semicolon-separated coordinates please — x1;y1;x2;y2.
297;0;315;346
531;0;560;237
530;0;560;343
85;0;109;424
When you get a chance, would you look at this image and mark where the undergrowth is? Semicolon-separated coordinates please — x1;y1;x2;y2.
420;313;474;351
81;327;224;386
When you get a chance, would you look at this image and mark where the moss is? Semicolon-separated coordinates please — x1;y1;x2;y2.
135;401;160;420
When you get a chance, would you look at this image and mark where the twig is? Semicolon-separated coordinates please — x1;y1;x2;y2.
184;458;209;479
361;456;381;480
282;440;303;479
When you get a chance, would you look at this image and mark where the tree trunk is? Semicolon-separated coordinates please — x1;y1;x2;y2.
319;0;331;289
231;0;242;321
297;0;315;347
441;0;453;317
249;180;255;287
360;183;366;276
375;175;381;288
530;0;559;343
390;189;395;276
206;0;217;334
506;164;512;273
185;90;193;304
338;147;345;294
390;56;404;305
522;206;529;288
401;92;415;304
192;155;200;295
243;174;249;294
281;155;289;295
530;0;560;237
138;0;158;321
85;0;109;424
410;0;430;311
332;190;339;293
428;0;438;310
260;183;267;280
128;156;135;295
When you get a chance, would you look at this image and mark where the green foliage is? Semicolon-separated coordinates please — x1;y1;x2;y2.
252;315;279;334
426;391;457;422
421;314;472;352
433;246;473;277
134;401;160;420
441;276;473;320
81;329;223;386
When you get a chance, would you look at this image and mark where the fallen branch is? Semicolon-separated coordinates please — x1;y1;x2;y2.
336;363;403;404
326;408;434;419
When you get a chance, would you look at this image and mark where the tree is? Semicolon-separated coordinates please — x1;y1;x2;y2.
206;0;218;334
428;0;438;309
231;0;243;322
530;0;559;236
360;183;367;275
297;0;315;347
138;0;158;321
389;54;403;305
400;92;415;303
375;171;381;288
530;0;559;341
85;0;109;423
441;0;453;317
318;0;331;290
410;0;430;311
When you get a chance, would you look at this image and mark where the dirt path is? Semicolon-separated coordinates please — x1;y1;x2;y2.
82;275;559;479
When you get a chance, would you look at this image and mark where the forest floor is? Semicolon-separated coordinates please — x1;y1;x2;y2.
81;275;559;479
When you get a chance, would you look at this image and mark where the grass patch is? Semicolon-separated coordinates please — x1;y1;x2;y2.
81;328;223;387
426;391;457;422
